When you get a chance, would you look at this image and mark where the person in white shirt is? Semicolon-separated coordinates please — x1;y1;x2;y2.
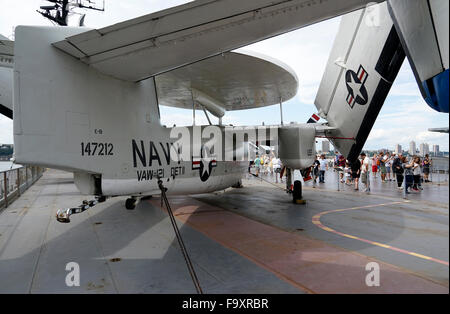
360;152;371;192
412;156;422;191
385;152;394;181
344;162;352;185
318;154;328;183
273;157;282;183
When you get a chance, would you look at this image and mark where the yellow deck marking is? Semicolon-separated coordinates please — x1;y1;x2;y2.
408;252;432;260
312;201;449;266
372;242;391;249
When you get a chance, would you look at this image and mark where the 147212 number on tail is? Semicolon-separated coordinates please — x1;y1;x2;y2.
81;142;114;156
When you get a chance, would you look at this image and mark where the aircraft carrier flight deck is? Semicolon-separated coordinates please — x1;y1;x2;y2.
0;168;447;294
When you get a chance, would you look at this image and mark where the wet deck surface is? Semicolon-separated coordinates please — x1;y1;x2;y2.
0;169;448;293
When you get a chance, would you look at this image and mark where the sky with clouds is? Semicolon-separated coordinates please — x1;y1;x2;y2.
0;0;448;152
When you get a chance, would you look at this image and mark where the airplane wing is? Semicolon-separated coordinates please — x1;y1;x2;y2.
314;2;405;162
388;0;449;113
52;0;381;82
428;127;449;134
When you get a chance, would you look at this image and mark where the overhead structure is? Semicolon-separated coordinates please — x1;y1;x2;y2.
388;0;449;113
155;50;298;115
52;0;382;81
37;0;105;26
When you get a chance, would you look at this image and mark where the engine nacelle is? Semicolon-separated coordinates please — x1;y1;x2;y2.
278;125;316;170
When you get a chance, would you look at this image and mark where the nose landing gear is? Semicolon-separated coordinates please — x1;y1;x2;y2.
292;180;306;204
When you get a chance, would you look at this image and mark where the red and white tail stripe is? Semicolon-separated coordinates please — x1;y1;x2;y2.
192;158;216;169
307;113;320;124
346;93;356;107
357;65;368;83
192;159;201;169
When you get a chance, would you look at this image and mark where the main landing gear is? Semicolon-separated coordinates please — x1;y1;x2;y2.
125;197;138;210
232;179;243;188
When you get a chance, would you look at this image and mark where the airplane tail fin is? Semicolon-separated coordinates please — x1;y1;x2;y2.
13;26;159;172
314;2;405;162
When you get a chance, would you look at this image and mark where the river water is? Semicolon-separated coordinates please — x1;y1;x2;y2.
0;161;21;172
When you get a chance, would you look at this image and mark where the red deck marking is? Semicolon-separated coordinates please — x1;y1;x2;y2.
312;202;449;267
150;198;448;294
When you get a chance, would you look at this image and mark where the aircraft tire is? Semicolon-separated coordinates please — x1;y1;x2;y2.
292;180;303;204
125;198;137;210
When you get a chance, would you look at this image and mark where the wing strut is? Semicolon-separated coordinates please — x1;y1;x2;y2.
201;105;213;126
157;179;203;294
279;97;284;126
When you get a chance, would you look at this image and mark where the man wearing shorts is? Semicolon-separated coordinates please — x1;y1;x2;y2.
360;152;370;192
351;157;361;190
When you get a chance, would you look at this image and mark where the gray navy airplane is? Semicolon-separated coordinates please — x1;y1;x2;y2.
0;0;448;219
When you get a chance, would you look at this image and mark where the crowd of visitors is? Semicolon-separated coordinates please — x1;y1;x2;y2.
251;150;433;195
252;154;283;182
326;151;433;194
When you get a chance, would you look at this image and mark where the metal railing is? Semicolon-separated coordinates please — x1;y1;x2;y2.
429;157;449;185
0;166;45;209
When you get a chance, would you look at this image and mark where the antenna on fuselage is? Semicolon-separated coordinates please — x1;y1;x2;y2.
37;0;105;26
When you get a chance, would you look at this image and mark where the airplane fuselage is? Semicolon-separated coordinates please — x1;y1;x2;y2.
72;124;265;197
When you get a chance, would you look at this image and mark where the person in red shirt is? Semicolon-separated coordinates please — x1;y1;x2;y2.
372;154;378;178
336;155;346;183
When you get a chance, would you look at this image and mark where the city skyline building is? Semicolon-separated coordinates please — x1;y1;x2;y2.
420;143;430;157
322;140;330;154
409;141;416;156
433;144;440;157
